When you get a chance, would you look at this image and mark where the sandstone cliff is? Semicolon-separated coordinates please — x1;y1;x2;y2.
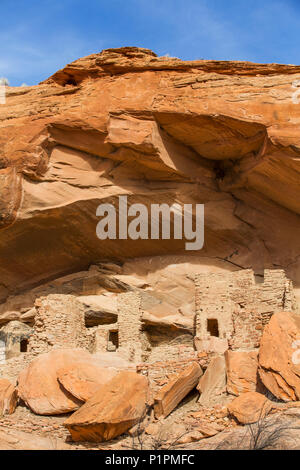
0;46;299;317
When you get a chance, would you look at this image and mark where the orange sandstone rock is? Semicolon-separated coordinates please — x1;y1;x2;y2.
64;371;149;442
258;312;300;402
154;362;203;418
17;349;99;415
57;362;117;402
225;350;259;396
197;356;227;407
228;391;272;424
0;47;299;313
0;379;18;416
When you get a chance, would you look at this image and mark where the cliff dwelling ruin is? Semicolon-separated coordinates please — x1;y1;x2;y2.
0;46;300;448
0;268;297;389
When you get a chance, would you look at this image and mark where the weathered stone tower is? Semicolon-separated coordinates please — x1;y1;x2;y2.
117;291;143;363
195;269;295;352
28;294;88;354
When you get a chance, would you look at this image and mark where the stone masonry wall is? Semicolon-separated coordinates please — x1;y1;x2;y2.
195;269;296;351
117;292;143;362
91;324;118;353
136;359;195;392
28;294;89;354
0;353;36;383
142;325;195;364
259;269;296;324
0;339;5;364
195;272;233;342
136;354;207;393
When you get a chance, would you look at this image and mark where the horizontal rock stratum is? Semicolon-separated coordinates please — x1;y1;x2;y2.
0;46;299;308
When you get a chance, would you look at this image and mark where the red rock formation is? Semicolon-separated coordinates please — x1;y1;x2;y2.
17;348;122;415
0;47;299;314
228;391;272;424
154;362;202;418
57;363;117;402
64;371;149;442
197;356;228;407
225;350;260;396
0;379;18;416
259;311;300;401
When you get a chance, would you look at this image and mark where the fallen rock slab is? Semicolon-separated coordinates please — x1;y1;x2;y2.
258;312;300;401
17;349;102;415
0;379;18;416
228;392;272;424
64;371;149;442
154;362;202;418
57;362;117;402
225;350;259;396
197;356;228;407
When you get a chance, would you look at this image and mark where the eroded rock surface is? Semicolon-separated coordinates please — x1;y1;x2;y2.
64;371;149;442
197;356;228;407
154;362;202;418
1;47;300;450
0;47;299;317
17;348;106;415
57;363;118;402
259;311;300;401
225;350;260;396
0;379;17;416
227;391;272;424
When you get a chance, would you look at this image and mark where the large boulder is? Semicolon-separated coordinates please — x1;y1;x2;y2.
197;356;228;407
228;392;272;424
0;378;18;416
225;350;259;396
17;348;121;415
154;362;202;418
57;362;117;402
64;371;149;442
258;312;300;401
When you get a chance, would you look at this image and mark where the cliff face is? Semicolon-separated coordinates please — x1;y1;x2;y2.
0;46;299;311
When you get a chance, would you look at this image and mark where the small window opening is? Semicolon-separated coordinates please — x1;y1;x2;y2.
108;331;119;351
20;339;28;353
207;319;219;337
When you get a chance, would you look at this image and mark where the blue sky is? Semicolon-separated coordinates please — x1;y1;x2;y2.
1;0;300;86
